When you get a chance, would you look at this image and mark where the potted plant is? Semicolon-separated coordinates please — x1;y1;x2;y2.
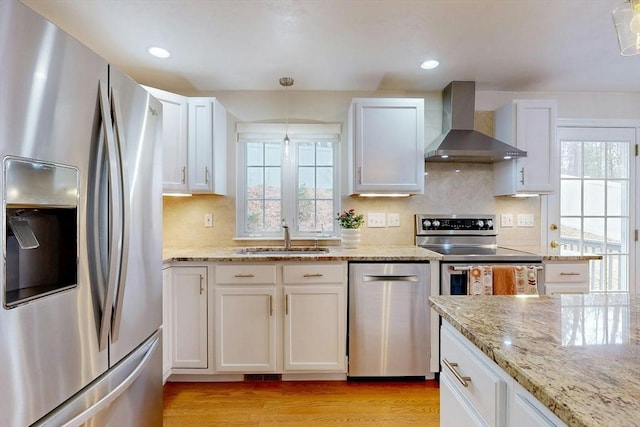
336;209;364;248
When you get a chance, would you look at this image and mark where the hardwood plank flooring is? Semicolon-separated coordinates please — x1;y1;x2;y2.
163;380;440;426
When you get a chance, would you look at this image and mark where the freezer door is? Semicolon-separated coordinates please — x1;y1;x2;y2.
107;67;163;366
0;2;109;426
32;330;163;427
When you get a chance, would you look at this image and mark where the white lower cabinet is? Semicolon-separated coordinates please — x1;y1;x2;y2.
542;260;590;295
214;285;277;372
440;321;566;427
161;266;172;383
283;264;347;372
214;262;347;374
170;266;210;372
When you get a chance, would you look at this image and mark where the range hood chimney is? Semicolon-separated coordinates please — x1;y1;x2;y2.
425;81;526;163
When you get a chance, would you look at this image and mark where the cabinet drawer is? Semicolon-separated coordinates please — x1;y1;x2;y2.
441;324;506;427
283;263;345;284
215;264;277;284
544;263;588;283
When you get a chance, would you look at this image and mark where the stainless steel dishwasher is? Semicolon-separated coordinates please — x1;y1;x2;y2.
348;262;431;378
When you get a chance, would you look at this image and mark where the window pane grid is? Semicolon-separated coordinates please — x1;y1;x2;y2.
559;139;630;293
245;143;282;233
296;142;335;234
239;139;337;238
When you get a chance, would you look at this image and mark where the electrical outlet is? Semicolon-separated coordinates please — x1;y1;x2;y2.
367;212;386;228
204;213;213;227
501;213;514;227
517;214;534;227
387;213;400;227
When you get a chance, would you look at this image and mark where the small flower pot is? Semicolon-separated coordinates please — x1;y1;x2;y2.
341;228;361;249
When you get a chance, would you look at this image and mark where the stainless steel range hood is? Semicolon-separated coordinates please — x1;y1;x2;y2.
425;81;526;163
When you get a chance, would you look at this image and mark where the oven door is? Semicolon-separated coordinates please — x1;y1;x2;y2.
440;263;469;295
441;262;544;295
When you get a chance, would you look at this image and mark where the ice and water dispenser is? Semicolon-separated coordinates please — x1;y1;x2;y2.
4;157;78;308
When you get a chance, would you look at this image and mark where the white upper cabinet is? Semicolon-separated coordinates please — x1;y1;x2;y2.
494;99;557;196
145;86;189;194
188;97;227;195
348;98;425;195
144;87;227;195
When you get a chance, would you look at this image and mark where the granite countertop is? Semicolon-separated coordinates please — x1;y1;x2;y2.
429;294;640;427
163;245;442;263
543;254;602;261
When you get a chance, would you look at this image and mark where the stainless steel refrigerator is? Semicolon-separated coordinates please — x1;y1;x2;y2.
0;1;163;426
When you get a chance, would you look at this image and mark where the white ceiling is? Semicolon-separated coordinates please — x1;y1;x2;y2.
21;0;640;94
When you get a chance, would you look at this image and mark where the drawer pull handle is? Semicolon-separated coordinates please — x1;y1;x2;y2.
303;273;323;278
443;358;471;388
234;273;255;278
560;272;581;276
199;275;204;295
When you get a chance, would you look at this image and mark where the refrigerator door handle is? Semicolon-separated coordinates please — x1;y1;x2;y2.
109;87;131;343
96;80;123;352
34;334;160;427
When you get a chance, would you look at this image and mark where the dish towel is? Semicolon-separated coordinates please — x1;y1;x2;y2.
491;266;516;295
515;266;539;295
468;266;493;295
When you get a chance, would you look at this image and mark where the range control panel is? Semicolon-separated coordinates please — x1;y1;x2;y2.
415;214;495;234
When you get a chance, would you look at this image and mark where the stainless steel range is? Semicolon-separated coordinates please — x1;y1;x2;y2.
415;214;543;295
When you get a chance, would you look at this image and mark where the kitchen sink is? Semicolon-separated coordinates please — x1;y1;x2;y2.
236;247;330;255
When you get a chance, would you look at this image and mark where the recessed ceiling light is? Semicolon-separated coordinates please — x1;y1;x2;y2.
148;47;170;59
420;59;440;70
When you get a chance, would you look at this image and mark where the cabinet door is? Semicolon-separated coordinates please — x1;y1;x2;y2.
145;86;188;194
188;97;227;195
514;100;556;193
283;285;346;371
440;371;485;427
162;267;172;382
494;99;556;195
171;266;208;369
215;286;277;372
350;98;424;194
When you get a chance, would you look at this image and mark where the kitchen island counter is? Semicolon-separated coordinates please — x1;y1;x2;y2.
163;245;442;263
429;294;640;427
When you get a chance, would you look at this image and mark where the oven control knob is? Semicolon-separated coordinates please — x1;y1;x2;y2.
476;220;484;228
422;219;432;228
432;220;440;228
486;219;493;229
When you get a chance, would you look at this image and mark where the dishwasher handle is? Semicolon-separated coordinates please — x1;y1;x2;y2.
362;274;419;282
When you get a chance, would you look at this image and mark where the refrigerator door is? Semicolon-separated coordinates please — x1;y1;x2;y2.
107;67;163;366
0;2;109;426
33;330;163;427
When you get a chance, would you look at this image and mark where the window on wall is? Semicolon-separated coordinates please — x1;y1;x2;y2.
236;123;340;239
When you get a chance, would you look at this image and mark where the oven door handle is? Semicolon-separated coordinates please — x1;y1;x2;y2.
448;265;544;271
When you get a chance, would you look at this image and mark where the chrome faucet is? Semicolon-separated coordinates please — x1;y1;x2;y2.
282;219;291;250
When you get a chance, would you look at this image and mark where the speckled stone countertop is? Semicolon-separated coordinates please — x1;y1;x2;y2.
542;254;602;261
429;294;640;427
163;245;442;263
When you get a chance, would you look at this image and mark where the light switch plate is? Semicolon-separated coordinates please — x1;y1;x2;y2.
367;212;386;228
517;213;534;227
387;213;400;227
501;213;514;227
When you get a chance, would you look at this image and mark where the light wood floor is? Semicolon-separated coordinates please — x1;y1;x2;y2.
163;380;440;426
